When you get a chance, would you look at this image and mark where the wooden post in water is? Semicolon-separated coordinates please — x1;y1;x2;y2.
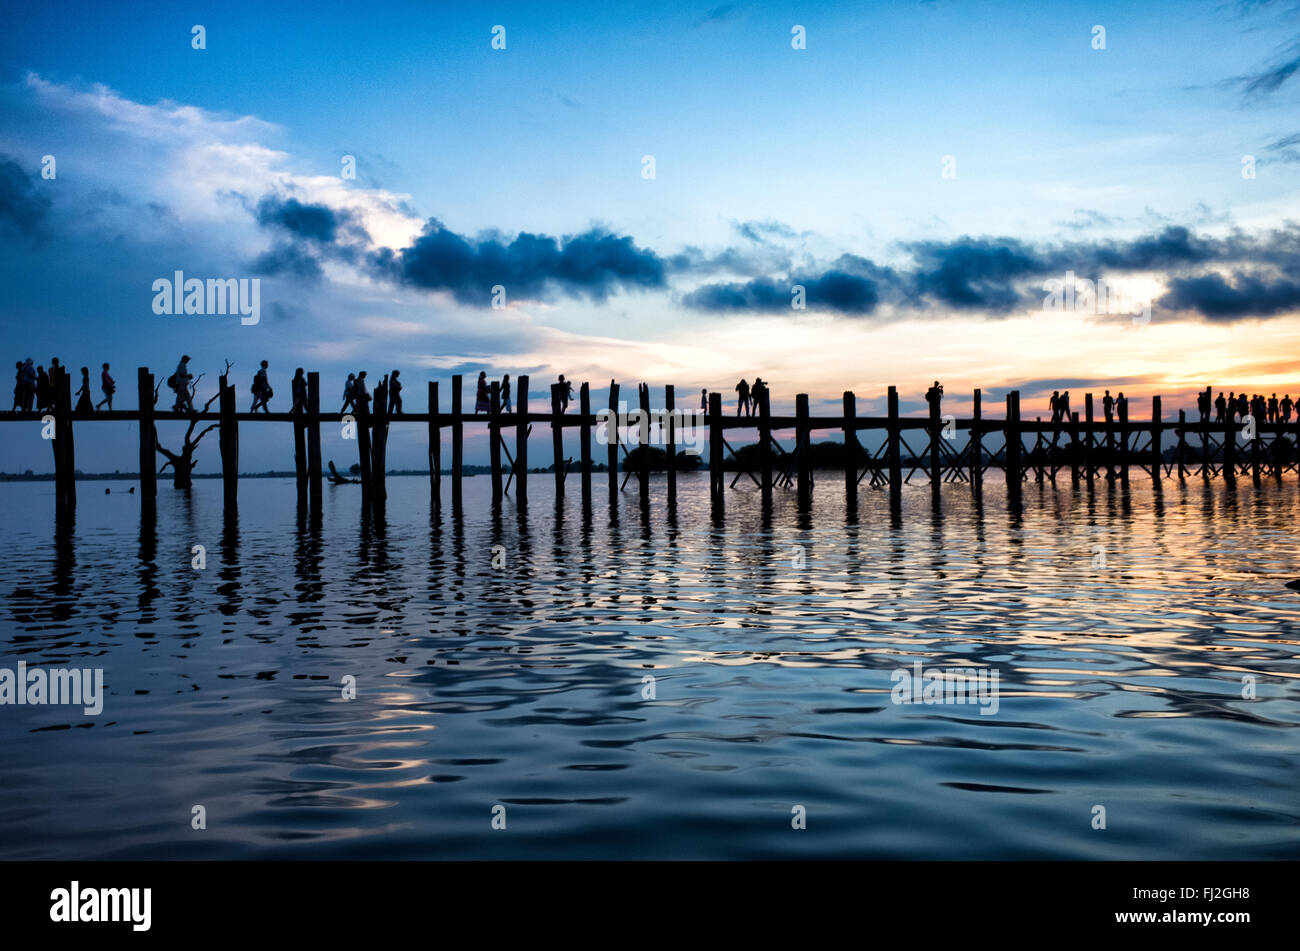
219;372;238;507
137;368;156;502
53;369;75;511
757;385;772;499
1084;394;1095;485
551;382;565;497
292;382;308;507
709;391;723;505
607;382;621;508
637;382;651;505
356;386;373;507
1069;411;1081;486
515;374;528;512
886;386;902;495
371;379;388;506
970;389;982;487
1119;397;1130;484
580;383;593;507
1177;409;1188;480
489;381;503;503
1150;396;1162;483
928;387;941;487
428;381;441;506
796;393;812;503
1223;408;1237;481
842;391;859;504
664;385;677;505
307;372;322;511
1005;391;1021;489
451;374;463;509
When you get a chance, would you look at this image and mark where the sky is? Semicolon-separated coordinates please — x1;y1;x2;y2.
1;0;1299;471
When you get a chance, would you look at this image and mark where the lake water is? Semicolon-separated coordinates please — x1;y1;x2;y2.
1;472;1297;859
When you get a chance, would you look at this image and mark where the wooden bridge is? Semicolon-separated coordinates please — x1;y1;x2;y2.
9;367;1299;515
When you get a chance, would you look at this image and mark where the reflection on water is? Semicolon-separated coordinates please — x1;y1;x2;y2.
0;473;1297;859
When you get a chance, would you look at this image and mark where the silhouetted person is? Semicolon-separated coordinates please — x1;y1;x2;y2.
341;373;357;413
75;367;93;413
12;362;22;411
35;366;49;412
1103;389;1114;423
501;374;512;413
95;363;115;411
1215;391;1227;423
752;377;769;413
1268;393;1279;424
1049;390;1060;423
700;388;708;413
388;369;402;414
1060;390;1071;422
925;380;943;413
355;371;370;411
1237;392;1248;421
735;378;751;416
475;371;490;413
250;360;271;412
1116;392;1127;421
1282;394;1294;424
291;368;307;414
1196;390;1210;423
171;355;194;412
19;359;36;410
557;374;574;413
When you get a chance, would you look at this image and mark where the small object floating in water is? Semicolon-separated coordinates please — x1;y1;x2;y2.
1286;579;1300;590
105;488;110;494
128;486;135;494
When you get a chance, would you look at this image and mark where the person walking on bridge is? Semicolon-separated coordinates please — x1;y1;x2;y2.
95;363;115;411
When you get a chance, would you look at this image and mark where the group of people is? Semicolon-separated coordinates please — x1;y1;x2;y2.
340;369;403;415
473;372;516;413
733;377;771;416
12;358;115;413
1205;391;1293;426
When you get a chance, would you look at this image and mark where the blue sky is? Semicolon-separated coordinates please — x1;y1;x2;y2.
2;0;1299;471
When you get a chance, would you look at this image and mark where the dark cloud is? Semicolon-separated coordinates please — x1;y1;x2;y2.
1158;272;1300;319
378;220;666;305
256;196;342;242
906;236;1043;310
0;155;52;240
252;242;324;281
682;258;891;314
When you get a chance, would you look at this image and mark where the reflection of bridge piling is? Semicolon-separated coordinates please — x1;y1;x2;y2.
10;368;1300;519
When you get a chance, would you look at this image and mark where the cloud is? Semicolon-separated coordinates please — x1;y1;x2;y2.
0;155;51;240
372;220;667;305
1158;272;1300;319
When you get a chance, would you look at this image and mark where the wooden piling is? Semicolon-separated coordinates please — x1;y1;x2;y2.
489;381;503;503
1069;411;1081;486
1224;408;1237;481
928;388;941;487
137;367;156;502
1119;397;1130;483
53;369;75;511
1199;386;1211;478
1084;394;1095;484
515;374;528;511
307;372;322;510
970;389;982;486
607;382;621;507
551;382;565;497
219;373;238;506
292;380;307;506
1177;409;1187;480
637;382;651;505
796;393;812;502
371;379;388;505
356;386;373;506
428;381;441;506
451;374;463;509
709;391;723;504
887;386;902;494
842;391;859;504
1005;391;1021;489
664;385;677;505
580;382;593;506
1151;396;1162;482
